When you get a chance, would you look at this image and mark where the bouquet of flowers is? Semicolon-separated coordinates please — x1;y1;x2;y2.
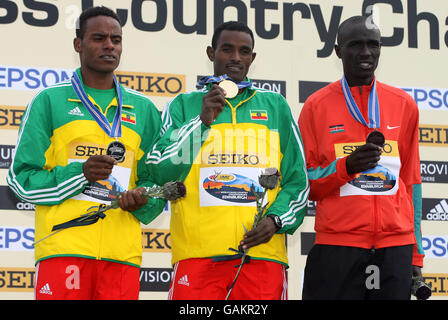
225;168;280;300
33;181;186;245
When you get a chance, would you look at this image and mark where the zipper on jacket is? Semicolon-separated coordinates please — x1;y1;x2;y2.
372;195;379;248
225;91;258;125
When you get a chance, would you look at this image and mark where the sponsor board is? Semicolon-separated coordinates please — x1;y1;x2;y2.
419;125;448;146
0;267;173;292
139;268;173;292
306;200;317;216
141;228;171;252
298;80;330;103
115;71;185;97
422;236;448;259
422;199;448;221
0;66;72;91
0;185;35;211
0;145;15;169
300;232;315;255
0;66;186;98
402;87;448;110
422;273;448;296
299;81;448;113
420;161;448;183
3;1;448;58
198;76;286;97
0;105;26;130
0;268;35;292
0;226;34;251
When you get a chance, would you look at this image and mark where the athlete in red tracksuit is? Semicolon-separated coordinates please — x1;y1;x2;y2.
298;16;424;299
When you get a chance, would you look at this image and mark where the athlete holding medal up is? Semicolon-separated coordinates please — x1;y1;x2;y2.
8;6;167;299
298;16;425;300
144;21;309;300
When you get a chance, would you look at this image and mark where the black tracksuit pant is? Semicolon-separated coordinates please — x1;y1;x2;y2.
302;244;413;300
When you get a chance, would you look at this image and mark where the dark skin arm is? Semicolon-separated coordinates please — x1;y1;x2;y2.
346;143;382;174
200;84;226;126
240;216;279;250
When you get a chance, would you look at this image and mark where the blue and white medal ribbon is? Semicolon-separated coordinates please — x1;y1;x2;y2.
71;72;123;138
196;74;252;90
341;75;380;129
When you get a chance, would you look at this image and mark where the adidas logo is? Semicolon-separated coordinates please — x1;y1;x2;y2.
68;106;84;116
177;275;190;286
39;283;53;295
426;199;448;221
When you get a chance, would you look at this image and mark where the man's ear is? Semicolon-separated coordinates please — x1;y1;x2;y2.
334;44;341;59
251;51;256;63
206;46;215;62
74;37;81;53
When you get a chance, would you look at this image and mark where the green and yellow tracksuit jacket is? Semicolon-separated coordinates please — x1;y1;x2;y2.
7;68;166;267
144;84;310;266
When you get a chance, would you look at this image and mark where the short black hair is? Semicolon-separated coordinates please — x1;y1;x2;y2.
211;21;255;49
337;15;380;45
76;6;121;38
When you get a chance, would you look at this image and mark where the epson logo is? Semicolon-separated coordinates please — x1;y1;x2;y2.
422;236;448;259
402;87;448;110
0;66;72;91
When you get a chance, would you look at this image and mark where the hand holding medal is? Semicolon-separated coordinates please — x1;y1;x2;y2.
218;79;239;98
366;130;385;148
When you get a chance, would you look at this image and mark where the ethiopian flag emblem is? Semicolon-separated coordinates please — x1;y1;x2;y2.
250;110;268;120
121;111;136;125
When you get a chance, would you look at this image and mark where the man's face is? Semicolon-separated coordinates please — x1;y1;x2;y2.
74;15;122;74
207;30;256;82
335;23;381;86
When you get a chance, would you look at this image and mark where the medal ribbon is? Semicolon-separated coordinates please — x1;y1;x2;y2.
196;74;252;90
340;75;380;129
71;72;123;138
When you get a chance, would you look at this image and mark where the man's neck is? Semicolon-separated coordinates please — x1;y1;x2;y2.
345;74;374;87
80;67;115;90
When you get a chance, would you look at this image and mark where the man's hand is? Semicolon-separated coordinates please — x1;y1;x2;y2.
118;187;148;212
412;265;422;277
346;143;382;175
240;217;278;250
82;155;117;182
200;84;226;126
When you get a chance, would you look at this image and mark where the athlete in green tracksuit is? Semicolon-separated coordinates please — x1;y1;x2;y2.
143;21;309;300
8;67;166;268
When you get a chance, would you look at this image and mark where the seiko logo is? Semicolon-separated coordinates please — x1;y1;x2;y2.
207;153;260;165
419;125;448;146
0;106;25;129
141;229;171;252
341;143;393;155
115;71;185;97
75;145;106;157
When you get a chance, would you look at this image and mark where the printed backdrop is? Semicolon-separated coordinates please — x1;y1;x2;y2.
1;0;447;300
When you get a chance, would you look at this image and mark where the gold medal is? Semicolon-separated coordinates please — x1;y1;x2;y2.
219;80;239;98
